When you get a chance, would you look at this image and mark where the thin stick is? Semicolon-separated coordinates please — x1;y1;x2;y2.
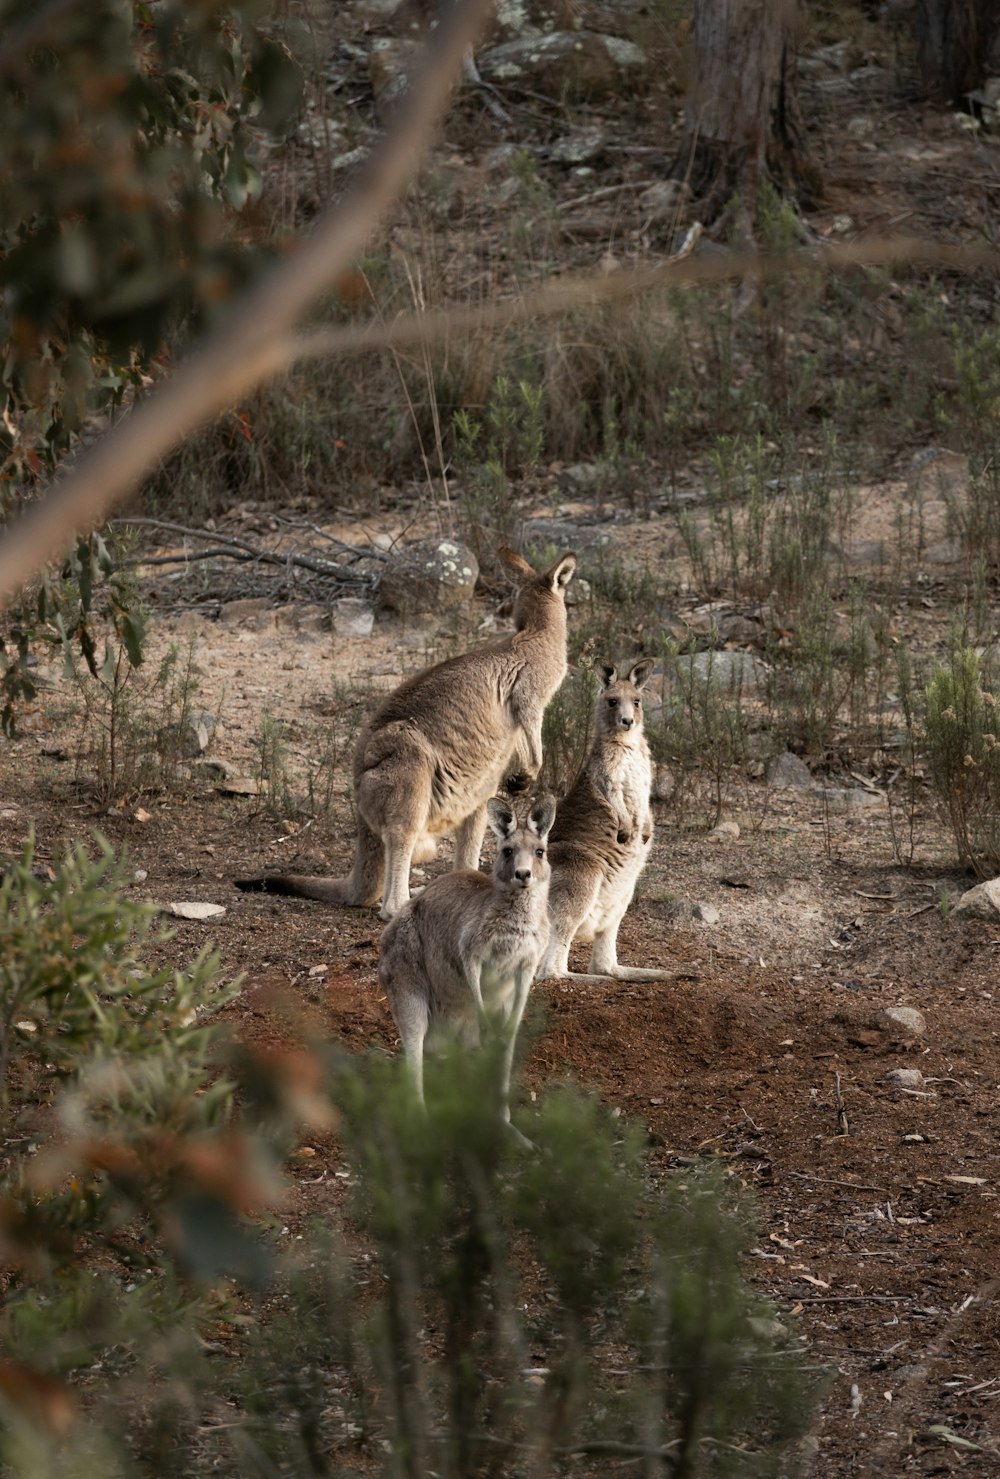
788;1172;888;1194
834;1071;849;1136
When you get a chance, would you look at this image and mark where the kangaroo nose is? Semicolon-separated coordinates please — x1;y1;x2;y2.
621;716;634;728
514;868;531;883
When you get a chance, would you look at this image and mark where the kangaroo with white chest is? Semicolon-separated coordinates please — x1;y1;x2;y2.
537;660;668;984
236;547;575;921
380;795;555;1128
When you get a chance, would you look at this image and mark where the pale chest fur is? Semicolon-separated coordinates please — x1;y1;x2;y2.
461;897;548;1002
594;735;652;845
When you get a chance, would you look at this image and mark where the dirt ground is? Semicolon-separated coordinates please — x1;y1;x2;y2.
4;501;1000;1477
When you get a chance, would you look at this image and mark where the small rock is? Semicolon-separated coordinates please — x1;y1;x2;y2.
886;1068;925;1089
162;710;218;758
329;146;370;174
217;597;273;627
953;877;1000;920
378;538;479;614
479;31;648;102
692;901;720;926
274;603;329;633
133;807;152;824
907;447;969;501
481;142;520;174
193;757;235;781
162;901;227;921
638;178;690;222
548;125;607;165
677;650;766;692
766;751;813;789
879;1005;926;1038
132;868;148;884
708;820;740;841
331;597;376;638
215;777;267;797
846;114;876;140
564;576;592;607
368;37;422;112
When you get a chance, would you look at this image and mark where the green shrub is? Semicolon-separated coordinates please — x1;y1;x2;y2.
924;647;1000;875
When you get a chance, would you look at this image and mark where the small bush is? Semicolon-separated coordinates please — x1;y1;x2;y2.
924;647;1000;875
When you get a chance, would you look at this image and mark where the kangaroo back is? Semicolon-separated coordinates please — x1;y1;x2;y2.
237;549;575;921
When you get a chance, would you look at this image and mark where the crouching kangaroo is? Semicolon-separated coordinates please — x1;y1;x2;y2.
235;548;575;920
380;795;555;1133
537;660;668;984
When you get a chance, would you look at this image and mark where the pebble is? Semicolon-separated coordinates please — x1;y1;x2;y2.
708;820;740;842
953;877;1000;920
879;1006;926;1038
692;901;720;926
885;1068;925;1089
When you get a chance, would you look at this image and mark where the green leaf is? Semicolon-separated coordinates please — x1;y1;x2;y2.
247;41;303;132
92;533;114;576
224;154;262;211
120;610;147;669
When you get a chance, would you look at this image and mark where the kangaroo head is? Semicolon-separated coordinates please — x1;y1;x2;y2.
498;547;577;632
486;795;555;892
596;659;655;739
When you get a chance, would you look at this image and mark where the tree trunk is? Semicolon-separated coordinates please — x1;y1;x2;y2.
673;0;816;224
914;0;1000;104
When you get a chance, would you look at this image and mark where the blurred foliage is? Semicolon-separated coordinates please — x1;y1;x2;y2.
925;647;1000;876
0;0;302;732
0;0;302;485
0;833;822;1476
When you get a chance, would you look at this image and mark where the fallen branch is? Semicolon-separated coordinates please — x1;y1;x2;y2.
111;517;375;579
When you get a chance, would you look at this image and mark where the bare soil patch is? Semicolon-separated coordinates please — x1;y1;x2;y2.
5;503;1000;1475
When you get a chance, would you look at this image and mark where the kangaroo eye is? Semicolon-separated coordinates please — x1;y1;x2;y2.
502;847;513;857
608;698;619;707
535;848;545;858
634;698;641;706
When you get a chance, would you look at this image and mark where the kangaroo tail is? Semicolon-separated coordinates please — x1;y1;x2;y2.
234;815;384;907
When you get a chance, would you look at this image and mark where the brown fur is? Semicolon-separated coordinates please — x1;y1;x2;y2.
537;659;669;983
379;795;555;1131
235;548;575;920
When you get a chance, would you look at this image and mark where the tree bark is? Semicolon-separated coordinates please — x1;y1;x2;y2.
914;0;1000;104
673;0;816;224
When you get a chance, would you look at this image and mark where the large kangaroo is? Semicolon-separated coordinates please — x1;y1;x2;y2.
379;795;555;1129
236;548;575;920
536;660;668;984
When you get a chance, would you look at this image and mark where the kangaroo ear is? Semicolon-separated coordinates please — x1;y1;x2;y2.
628;659;655;690
598;663;618;688
497;546;536;581
528;794;556;841
546;552;576;591
487;797;517;839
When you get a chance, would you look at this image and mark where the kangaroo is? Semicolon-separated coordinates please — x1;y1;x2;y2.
235;547;575;920
379;794;555;1130
536;659;668;984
